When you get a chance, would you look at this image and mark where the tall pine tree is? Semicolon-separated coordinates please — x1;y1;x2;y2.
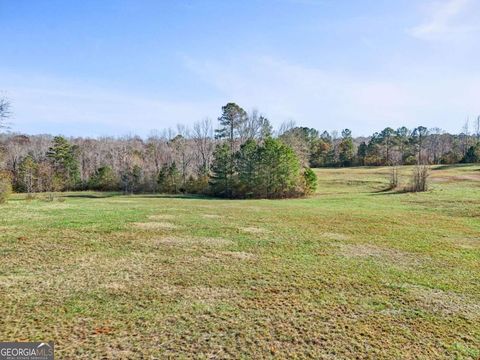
47;136;80;190
210;144;232;197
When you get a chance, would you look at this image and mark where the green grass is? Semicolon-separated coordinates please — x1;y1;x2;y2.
0;165;479;358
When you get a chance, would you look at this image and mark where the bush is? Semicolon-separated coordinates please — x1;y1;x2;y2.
461;144;480;164
388;166;399;190
302;167;318;195
157;163;182;194
407;165;429;192
403;155;418;166
440;151;461;164
185;175;209;194
25;193;37;201
88;166;119;191
0;172;12;204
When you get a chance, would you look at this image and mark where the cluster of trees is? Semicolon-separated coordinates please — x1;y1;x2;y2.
0;101;316;199
209;103;316;198
279;122;480;167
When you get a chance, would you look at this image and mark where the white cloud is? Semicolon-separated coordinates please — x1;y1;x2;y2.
408;0;480;40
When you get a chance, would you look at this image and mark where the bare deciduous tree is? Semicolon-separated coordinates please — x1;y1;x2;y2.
409;165;429;192
193;118;214;175
475;115;480;144
238;109;273;142
0;96;11;130
389;166;399;190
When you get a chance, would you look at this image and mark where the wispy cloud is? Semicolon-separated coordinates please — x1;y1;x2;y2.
408;0;480;40
3;50;478;137
185;55;479;134
1;71;219;137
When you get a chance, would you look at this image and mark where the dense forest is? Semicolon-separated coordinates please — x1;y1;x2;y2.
1;97;479;199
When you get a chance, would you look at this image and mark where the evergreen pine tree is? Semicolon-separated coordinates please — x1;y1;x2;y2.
46;136;80;190
235;139;258;197
210;143;233;197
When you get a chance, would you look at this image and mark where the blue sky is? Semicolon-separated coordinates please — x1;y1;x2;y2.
1;0;479;137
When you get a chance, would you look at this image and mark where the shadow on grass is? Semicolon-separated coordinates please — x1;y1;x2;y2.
64;193;288;201
133;194;223;200
60;192;220;200
431;164;474;171
371;187;396;194
61;193;120;199
370;186;419;196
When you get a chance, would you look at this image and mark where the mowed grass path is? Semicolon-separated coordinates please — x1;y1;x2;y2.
0;165;479;358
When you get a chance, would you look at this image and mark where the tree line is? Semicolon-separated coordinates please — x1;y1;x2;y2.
279;122;480;168
1;96;479;201
0;101;317;199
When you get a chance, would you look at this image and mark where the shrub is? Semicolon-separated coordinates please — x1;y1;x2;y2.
440;151;461;164
302;167;318;195
158;163;182;194
461;144;480;164
25;193;37;201
42;193;56;202
388;166;399;190
407;165;429;192
88;166;119;191
185;175;209;194
403;155;418;166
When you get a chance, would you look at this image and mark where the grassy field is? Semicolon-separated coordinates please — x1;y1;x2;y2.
0;165;479;358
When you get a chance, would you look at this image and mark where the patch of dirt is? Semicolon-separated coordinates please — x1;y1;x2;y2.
337;243;424;267
430;177;450;183
448;237;479;249
0;226;16;231
431;174;480;183
240;226;270;234
339;243;403;258
0;275;32;288
195;251;257;263
40;203;71;210
161;285;237;305
133;222;178;230
202;214;223;219
154;236;233;248
103;282;127;293
147;214;175;221
407;285;480;319
453;174;480;181
93;326;114;335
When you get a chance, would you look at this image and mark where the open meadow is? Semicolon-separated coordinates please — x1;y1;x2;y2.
0;165;479;358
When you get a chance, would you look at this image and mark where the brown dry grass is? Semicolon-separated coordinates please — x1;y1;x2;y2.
1;164;479;358
133;221;178;230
